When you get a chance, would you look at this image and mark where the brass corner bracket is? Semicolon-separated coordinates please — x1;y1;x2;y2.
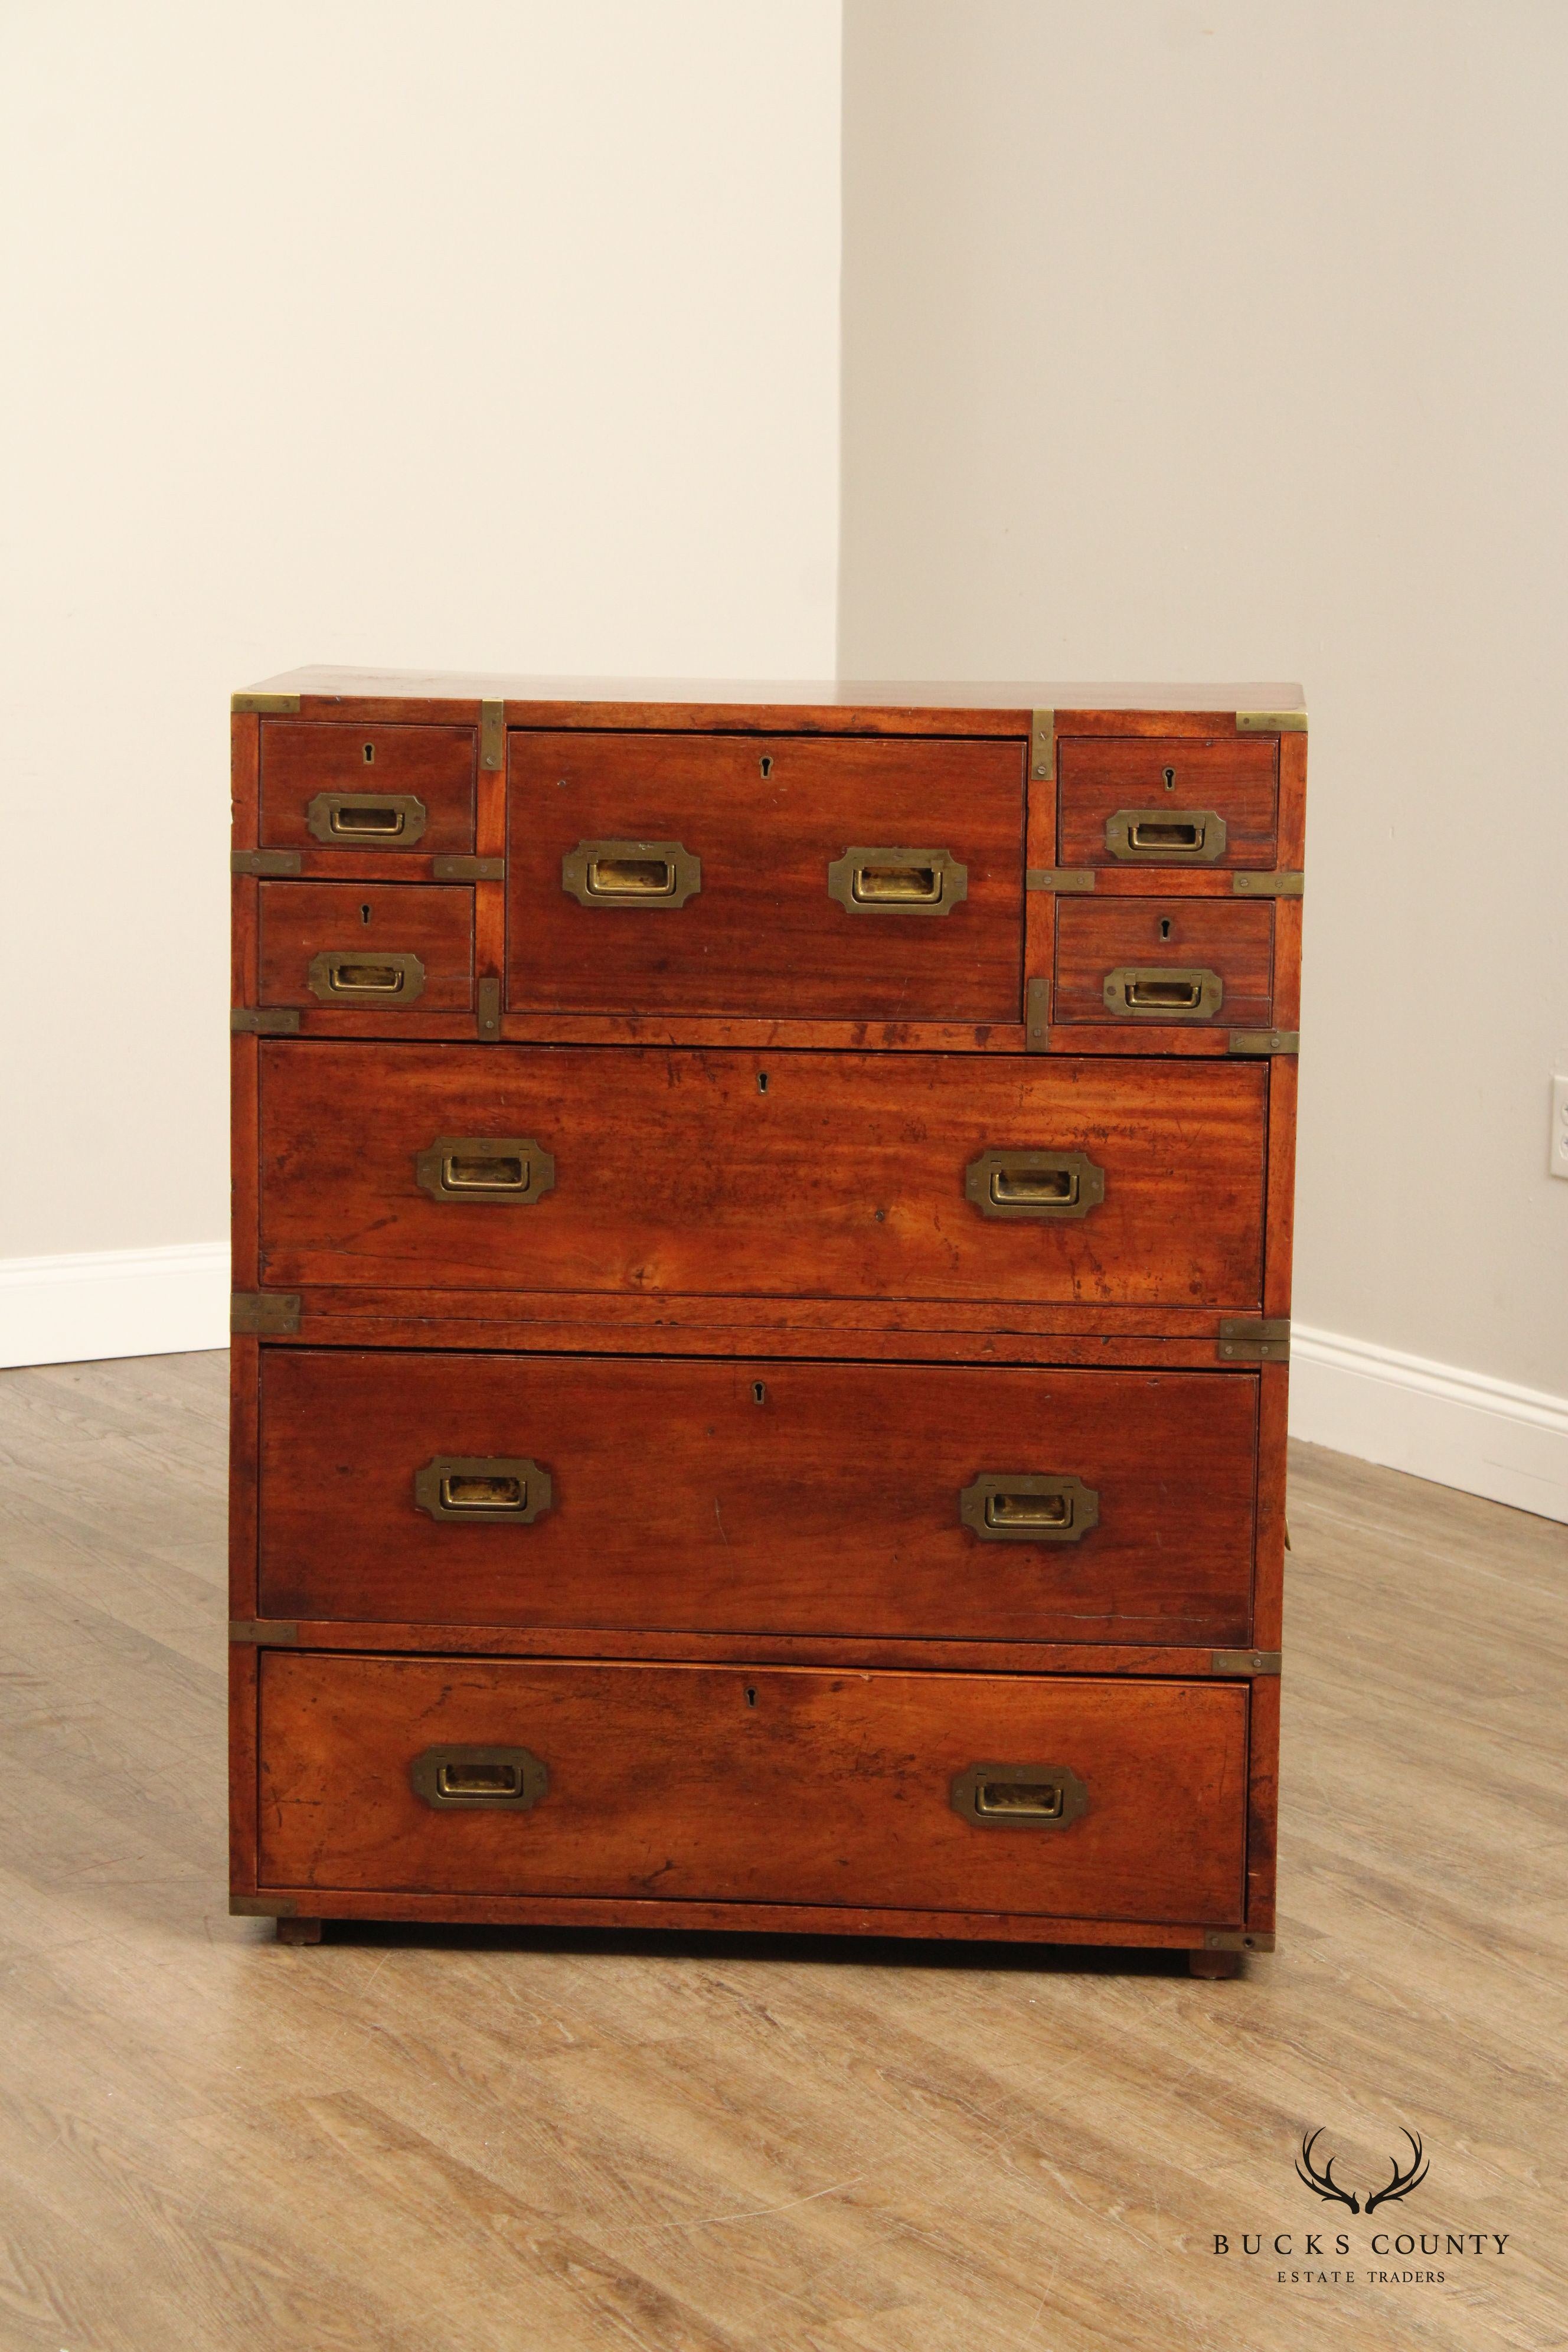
1236;709;1306;734
231;1292;302;1337
1217;1317;1289;1364
232;692;300;716
1210;1649;1282;1676
1030;710;1054;782
1204;1928;1276;1953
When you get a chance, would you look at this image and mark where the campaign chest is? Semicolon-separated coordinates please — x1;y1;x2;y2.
228;671;1304;1974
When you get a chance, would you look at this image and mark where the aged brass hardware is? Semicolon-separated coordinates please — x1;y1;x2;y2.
1211;1650;1282;1675
228;1620;299;1647
1030;709;1054;782
1236;708;1306;733
230;1895;299;1917
231;848;302;877
1217;1317;1290;1363
959;1472;1100;1544
965;1148;1105;1220
1227;1029;1299;1056
231;691;300;714
433;855;506;880
231;1008;301;1035
306;791;429;845
1204;1928;1276;1951
480;700;505;770
230;1292;301;1335
476;976;501;1040
826;846;968;914
414;1136;556;1204
1024;976;1050;1052
1026;868;1096;892
307;950;426;1003
950;1762;1089;1830
1104;808;1228;862
410;1744;548;1811
561;839;702;908
414;1455;553;1523
1232;871;1304;897
1102;965;1224;1020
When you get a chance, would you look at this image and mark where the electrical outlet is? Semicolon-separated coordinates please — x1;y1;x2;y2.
1552;1076;1568;1180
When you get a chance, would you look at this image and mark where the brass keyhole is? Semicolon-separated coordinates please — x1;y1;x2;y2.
1159;916;1172;940
360;903;371;925
760;756;773;779
744;1685;757;1707
757;1072;768;1093
752;1380;767;1404
1162;766;1176;790
363;743;375;763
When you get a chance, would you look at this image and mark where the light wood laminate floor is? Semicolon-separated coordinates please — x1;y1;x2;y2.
0;1351;1562;2352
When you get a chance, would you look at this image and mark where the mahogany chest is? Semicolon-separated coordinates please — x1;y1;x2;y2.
228;672;1304;1974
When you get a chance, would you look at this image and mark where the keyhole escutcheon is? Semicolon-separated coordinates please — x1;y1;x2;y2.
1162;765;1176;791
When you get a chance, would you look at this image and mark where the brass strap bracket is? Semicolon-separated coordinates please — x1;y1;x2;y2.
230;1895;298;1917
229;1619;299;1647
230;1292;302;1337
1232;871;1304;897
231;1008;300;1035
476;977;502;1041
480;700;505;770
1024;976;1050;1052
433;855;506;881
1030;710;1054;782
1026;868;1095;893
1218;1317;1290;1364
1229;1029;1299;1056
231;848;302;877
1204;1928;1276;1952
231;691;300;715
1210;1649;1282;1676
1235;709;1306;734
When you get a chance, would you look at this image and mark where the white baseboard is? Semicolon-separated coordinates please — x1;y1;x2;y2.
0;1242;230;1370
1290;1323;1568;1524
1;1246;1564;1524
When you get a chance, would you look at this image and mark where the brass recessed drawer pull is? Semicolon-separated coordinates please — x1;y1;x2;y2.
1103;965;1224;1020
410;1744;548;1811
950;1762;1089;1829
306;790;429;845
414;1135;557;1204
1104;808;1227;862
827;845;968;914
959;1472;1100;1543
308;949;426;1002
964;1148;1105;1219
414;1455;553;1522
561;839;702;908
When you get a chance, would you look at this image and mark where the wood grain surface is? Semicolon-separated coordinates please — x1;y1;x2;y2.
256;1652;1248;1922
1056;734;1279;867
256;881;475;1011
0;1350;1560;2352
256;1043;1268;1306
259;719;476;852
507;731;1026;1023
254;1350;1259;1643
1052;895;1275;1029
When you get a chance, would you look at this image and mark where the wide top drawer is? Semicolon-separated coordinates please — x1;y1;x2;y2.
505;731;1025;1021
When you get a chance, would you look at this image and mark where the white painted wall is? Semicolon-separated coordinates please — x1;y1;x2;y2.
0;0;841;1334
841;1;1568;1514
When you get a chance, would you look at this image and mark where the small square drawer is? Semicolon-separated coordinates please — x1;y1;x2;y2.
1057;737;1278;869
256;1652;1249;1926
505;731;1025;1023
259;721;476;855
1053;898;1274;1028
257;882;474;1011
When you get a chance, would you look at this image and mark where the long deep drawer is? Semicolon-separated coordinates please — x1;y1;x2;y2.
256;1654;1249;1924
256;1351;1258;1642
256;1044;1267;1305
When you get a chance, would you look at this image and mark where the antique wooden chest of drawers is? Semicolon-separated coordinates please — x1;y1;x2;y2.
228;671;1304;1974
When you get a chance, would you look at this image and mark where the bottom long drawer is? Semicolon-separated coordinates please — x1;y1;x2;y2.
255;1654;1248;1926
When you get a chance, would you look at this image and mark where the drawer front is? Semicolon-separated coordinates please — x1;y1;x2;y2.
1053;898;1273;1029
260;721;476;854
1057;736;1278;869
257;1351;1259;1642
257;1044;1267;1306
256;1652;1249;1924
257;883;475;1011
505;732;1025;1021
